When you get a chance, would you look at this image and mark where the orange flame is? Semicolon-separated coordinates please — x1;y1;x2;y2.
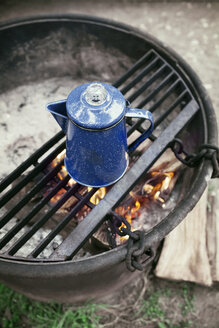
88;187;107;205
51;150;76;191
47;152;176;242
115;200;141;227
114;170;175;242
143;171;175;208
50;188;67;203
49;151;106;205
115;199;141;242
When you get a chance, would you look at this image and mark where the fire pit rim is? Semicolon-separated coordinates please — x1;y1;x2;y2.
0;14;217;270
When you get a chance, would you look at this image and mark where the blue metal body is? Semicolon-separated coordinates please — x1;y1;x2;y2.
47;82;153;187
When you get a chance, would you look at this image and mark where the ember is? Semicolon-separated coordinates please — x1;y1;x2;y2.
50;188;69;203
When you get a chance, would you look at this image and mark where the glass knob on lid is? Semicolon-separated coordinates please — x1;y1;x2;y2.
85;83;108;106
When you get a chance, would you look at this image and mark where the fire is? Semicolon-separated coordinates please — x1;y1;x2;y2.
52;150;76;188
88;187;107;205
47;151;176;243
114;170;175;241
143;171;175;208
115;200;141;227
49;151;106;205
50;188;67;203
115;199;141;242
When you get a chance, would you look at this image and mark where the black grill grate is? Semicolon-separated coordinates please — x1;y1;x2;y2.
0;49;196;262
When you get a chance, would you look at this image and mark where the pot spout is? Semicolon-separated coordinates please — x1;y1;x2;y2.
46;100;68;134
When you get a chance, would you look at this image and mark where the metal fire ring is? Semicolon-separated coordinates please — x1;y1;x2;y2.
0;14;217;302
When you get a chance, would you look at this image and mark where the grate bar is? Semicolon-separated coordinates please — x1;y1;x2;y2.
149;79;183;113
113;50;155;88
30;188;97;258
7;183;81;255
126;80;184;137
0;160;64;229
127;64;169;103
137;71;176;109
0;142;65;208
0;175;70;250
0;131;64;193
120;57;162;94
126;74;178;137
154;89;189;128
126;123;157;142
50;100;199;260
74;192;95;209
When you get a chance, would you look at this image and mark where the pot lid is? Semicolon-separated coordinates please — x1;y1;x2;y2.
66;82;126;129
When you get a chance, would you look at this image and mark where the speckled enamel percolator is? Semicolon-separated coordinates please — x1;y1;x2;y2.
47;82;153;187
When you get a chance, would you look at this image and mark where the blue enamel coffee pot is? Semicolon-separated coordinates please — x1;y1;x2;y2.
47;82;153;187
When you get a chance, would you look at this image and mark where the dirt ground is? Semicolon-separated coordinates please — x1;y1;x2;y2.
0;1;219;327
98;274;219;328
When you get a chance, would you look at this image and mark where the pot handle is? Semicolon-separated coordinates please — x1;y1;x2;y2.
125;107;154;153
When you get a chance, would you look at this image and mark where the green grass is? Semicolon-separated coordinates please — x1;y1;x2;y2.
28;302;103;328
139;291;165;321
181;285;194;316
137;285;195;328
0;281;196;328
0;283;103;328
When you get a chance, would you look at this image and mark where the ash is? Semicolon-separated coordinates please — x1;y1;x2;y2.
0;77;87;179
0;208;62;258
0;208;91;259
140;191;178;232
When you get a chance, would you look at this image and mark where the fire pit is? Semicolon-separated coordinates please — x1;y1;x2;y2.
0;15;218;303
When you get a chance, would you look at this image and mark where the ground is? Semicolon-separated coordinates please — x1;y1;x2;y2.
0;275;219;328
0;1;219;327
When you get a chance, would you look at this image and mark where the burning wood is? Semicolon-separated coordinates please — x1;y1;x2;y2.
142;171;176;207
3;147;181;257
44;148;182;248
112;169;177;244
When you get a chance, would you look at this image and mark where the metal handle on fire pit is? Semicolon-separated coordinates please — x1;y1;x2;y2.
125;107;154;152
